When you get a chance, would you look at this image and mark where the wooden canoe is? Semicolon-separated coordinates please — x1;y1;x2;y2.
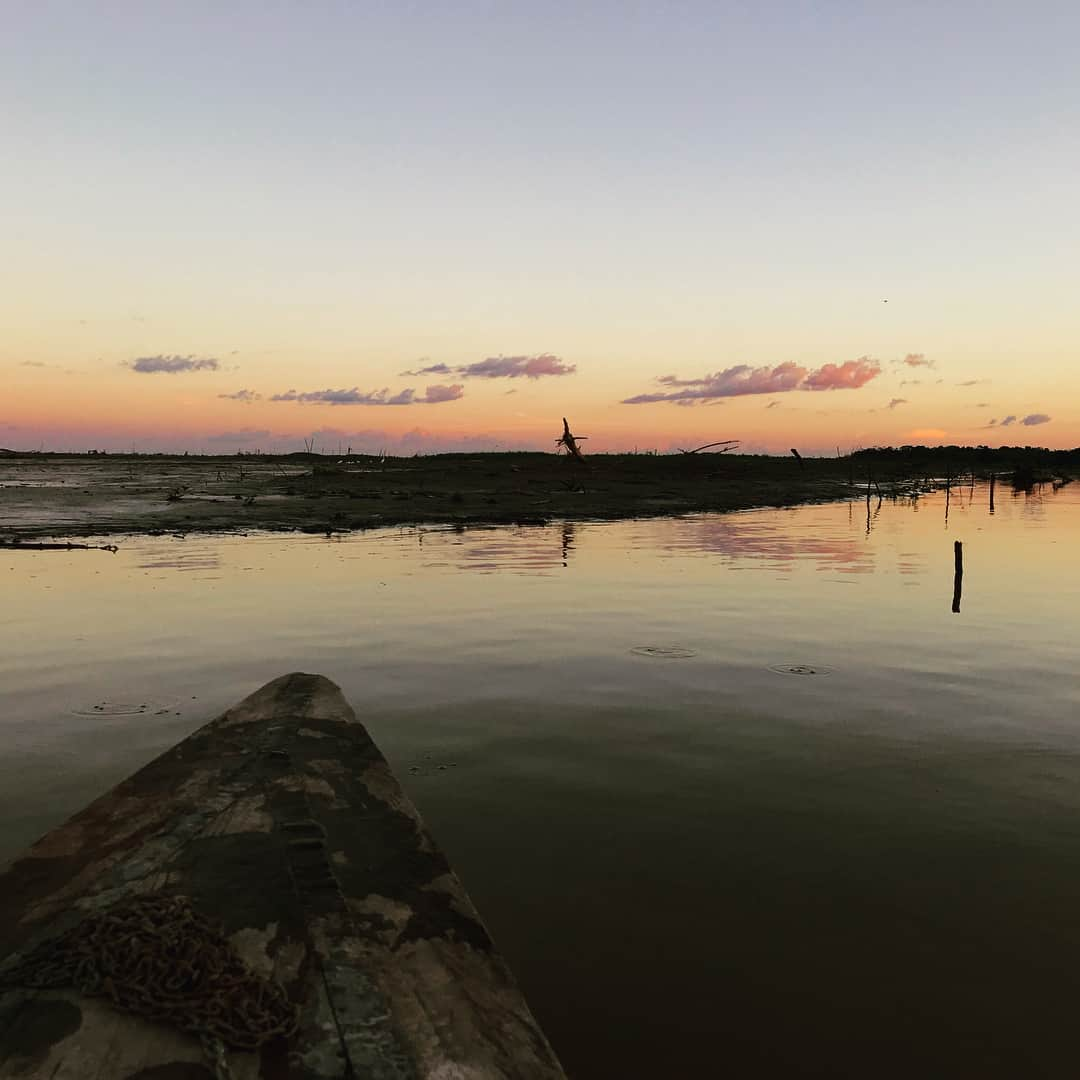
0;673;566;1079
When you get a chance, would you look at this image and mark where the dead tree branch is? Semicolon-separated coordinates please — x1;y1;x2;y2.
555;417;587;461
676;440;740;455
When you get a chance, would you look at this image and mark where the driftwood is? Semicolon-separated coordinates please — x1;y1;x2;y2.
0;541;118;553
676;441;739;455
555;417;587;461
0;673;566;1079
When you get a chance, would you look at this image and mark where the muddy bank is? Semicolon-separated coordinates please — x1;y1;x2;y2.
0;451;924;542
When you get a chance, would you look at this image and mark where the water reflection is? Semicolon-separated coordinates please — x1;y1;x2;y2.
561;522;575;567
650;511;876;574
417;523;571;574
135;542;222;574
332;482;1072;587
867;492;882;536
952;540;964;613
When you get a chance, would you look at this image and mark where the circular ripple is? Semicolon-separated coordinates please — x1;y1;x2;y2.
71;697;179;718
768;663;833;677
630;645;698;660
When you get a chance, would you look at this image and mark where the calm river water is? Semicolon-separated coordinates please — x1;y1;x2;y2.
3;483;1079;1077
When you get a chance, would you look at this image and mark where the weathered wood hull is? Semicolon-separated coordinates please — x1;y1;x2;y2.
0;673;566;1079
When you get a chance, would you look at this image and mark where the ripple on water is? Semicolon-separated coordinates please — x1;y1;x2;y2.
630;646;698;660
70;697;181;718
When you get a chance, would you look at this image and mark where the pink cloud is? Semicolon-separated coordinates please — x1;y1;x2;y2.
623;357;881;404
903;353;933;368
802;357;881;391
624;363;805;403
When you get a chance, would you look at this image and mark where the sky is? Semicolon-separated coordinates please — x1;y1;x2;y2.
2;0;1077;455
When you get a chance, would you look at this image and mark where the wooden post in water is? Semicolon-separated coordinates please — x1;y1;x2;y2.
952;540;963;613
989;472;996;513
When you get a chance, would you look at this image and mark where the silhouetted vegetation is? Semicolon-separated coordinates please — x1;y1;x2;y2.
850;443;1080;479
1;444;1075;542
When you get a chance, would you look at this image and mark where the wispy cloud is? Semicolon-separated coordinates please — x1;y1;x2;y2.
19;361;47;368
400;362;452;377
462;354;575;379
987;413;1049;427
887;397;907;410
766;400;780;409
218;389;261;403
402;354;577;381
903;353;934;368
205;428;271;443
129;354;220;374
270;384;463;406
400;354;575;380
957;379;986;387
622;357;880;404
422;384;465;403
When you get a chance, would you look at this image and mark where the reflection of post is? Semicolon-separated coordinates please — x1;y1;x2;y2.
989;473;996;514
561;522;575;567
952;540;963;613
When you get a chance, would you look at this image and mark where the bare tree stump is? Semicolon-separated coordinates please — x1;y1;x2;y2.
555;417;587;461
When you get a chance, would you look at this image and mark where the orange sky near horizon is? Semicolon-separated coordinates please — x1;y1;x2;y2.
2;4;1077;455
4;345;1074;456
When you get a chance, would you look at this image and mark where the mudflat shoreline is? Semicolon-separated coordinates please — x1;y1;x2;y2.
0;450;934;542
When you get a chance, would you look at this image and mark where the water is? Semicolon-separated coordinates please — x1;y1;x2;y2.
3;483;1080;1076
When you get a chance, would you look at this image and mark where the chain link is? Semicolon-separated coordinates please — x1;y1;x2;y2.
0;893;298;1062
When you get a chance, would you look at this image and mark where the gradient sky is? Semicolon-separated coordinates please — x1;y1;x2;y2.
3;1;1077;454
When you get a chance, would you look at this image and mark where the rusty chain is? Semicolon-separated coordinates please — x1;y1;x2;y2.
0;893;298;1063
